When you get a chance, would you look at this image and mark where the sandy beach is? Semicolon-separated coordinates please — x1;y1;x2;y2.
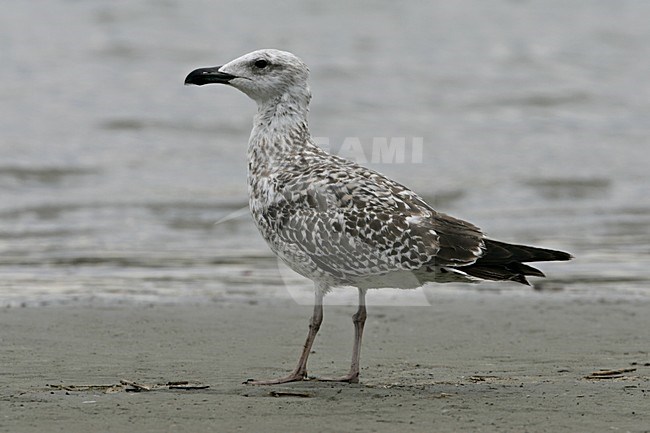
1;293;648;432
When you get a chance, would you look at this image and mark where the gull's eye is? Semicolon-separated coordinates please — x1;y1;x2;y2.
254;59;269;69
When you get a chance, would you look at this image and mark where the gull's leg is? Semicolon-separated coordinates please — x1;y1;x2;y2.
245;289;324;385
320;288;367;383
347;288;368;382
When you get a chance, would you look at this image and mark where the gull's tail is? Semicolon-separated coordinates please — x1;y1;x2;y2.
458;239;573;285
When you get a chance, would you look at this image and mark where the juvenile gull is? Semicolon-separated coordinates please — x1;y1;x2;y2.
185;49;572;385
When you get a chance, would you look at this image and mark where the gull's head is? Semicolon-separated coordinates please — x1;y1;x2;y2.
185;49;310;106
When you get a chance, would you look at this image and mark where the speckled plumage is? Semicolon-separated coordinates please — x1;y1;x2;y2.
186;49;571;384
248;129;485;290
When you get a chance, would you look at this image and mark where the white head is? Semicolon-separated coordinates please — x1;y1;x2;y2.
185;49;311;107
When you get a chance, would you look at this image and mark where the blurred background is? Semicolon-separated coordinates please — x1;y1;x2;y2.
2;0;649;306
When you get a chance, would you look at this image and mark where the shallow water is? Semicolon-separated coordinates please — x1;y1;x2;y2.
2;0;649;306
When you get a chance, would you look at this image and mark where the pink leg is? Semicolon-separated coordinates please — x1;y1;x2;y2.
245;290;324;385
319;288;367;383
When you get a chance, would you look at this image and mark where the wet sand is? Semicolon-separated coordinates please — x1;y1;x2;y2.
1;293;648;432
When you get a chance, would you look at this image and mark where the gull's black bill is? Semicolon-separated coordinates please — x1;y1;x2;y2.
184;66;237;86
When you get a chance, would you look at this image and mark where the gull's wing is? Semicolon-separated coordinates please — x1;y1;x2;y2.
258;153;485;282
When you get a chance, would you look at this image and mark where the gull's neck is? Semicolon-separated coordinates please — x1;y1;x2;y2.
248;89;315;165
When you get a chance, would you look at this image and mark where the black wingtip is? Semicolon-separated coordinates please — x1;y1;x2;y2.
482;239;573;263
554;251;574;261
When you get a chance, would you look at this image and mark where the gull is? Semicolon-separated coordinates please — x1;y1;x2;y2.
185;49;572;385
